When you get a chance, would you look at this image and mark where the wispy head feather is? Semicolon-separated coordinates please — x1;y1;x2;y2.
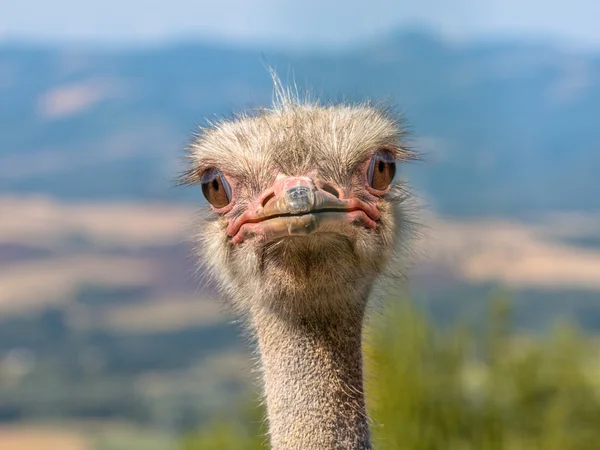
266;66;313;111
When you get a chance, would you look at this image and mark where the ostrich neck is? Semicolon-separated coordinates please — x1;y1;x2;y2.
253;296;372;450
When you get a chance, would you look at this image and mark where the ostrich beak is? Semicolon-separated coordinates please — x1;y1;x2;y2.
227;176;380;244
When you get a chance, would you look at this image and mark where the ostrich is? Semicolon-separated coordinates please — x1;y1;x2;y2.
182;81;415;449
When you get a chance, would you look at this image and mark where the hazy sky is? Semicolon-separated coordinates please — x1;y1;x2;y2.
1;0;599;50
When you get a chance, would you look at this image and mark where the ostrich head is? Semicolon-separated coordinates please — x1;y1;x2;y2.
184;93;413;322
182;83;415;449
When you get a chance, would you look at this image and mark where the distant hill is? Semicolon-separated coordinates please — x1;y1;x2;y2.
1;29;599;215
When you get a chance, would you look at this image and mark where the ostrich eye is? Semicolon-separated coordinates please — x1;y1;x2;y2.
201;168;232;208
367;150;396;190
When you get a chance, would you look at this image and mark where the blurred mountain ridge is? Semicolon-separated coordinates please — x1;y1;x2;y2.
1;28;599;215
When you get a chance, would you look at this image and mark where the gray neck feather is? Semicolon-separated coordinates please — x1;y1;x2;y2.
253;301;372;449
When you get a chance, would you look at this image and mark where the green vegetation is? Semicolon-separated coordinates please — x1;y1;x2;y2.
182;297;600;449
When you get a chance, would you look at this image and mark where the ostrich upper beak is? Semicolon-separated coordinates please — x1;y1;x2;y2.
227;176;380;244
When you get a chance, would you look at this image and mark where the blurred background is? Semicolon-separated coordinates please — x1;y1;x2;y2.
1;1;600;449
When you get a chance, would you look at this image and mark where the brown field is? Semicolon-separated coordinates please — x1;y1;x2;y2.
424;216;600;291
0;255;158;315
0;195;194;249
0;422;179;450
98;294;226;331
0;425;89;450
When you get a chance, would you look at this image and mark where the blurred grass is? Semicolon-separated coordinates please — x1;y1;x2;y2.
94;433;174;450
180;400;266;450
182;296;600;449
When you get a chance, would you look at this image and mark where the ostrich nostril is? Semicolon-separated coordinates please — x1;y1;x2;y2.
321;183;341;199
261;192;276;208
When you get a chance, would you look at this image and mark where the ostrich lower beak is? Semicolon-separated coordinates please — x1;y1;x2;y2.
227;177;379;244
